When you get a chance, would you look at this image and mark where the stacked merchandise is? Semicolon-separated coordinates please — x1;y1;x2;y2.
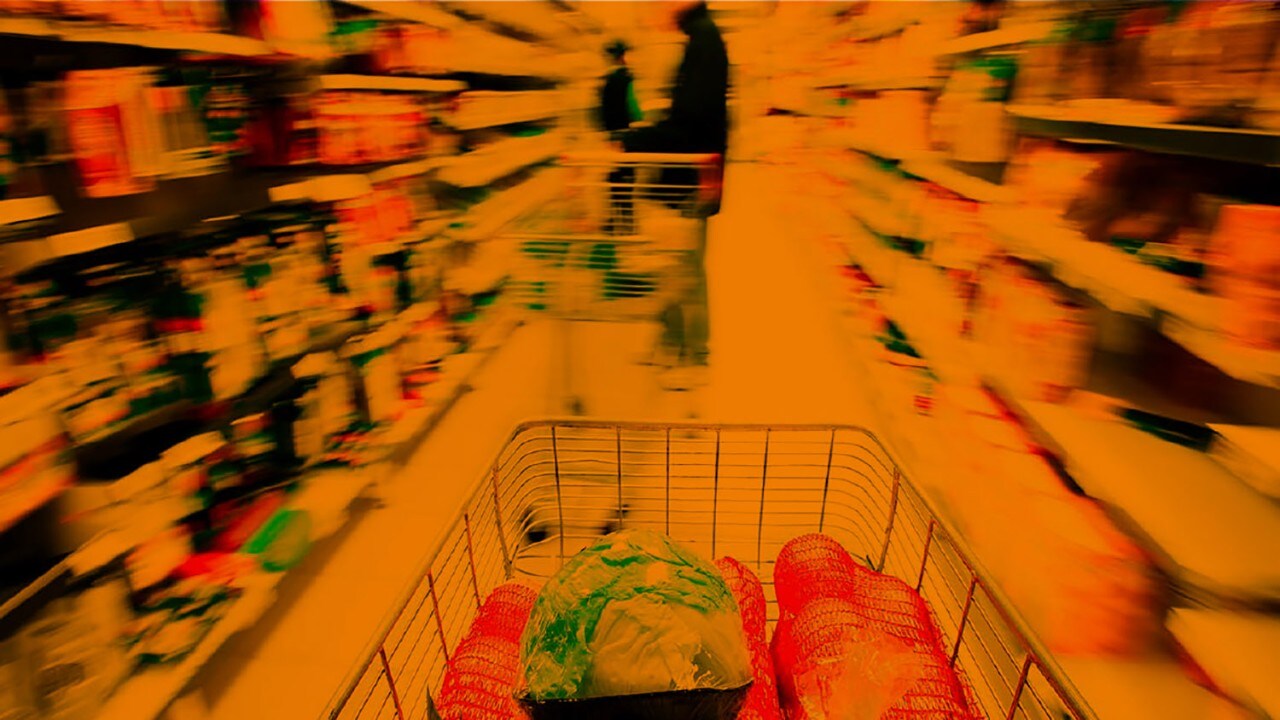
1213;204;1280;349
1013;1;1280;128
0;1;570;715
0;0;228;32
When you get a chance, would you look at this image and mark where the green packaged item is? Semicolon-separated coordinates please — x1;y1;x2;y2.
519;529;752;718
243;508;311;572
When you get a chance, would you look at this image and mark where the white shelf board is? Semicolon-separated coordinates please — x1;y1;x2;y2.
436;133;563;188
337;0;461;28
317;74;465;93
454;168;563;241
938;21;1056;55
368;156;449;185
986;205;1280;387
1209;424;1280;500
1169;609;1280;718
450;104;560;131
899;156;1011;203
0;195;59;225
0;223;134;274
0;17;276;57
97;576;279;720
1014;400;1280;604
59;26;275;55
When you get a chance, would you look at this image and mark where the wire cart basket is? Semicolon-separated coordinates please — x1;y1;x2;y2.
324;421;1097;720
503;152;722;414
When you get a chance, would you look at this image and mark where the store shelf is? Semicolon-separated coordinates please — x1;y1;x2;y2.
446;1;567;43
454;168;563;241
1005;397;1280;607
367;156;450;185
899;156;1012;203
450;103;561;131
0;195;59;226
986;205;1280;388
0;17;277;57
290;465;384;542
437;132;563;188
938;21;1055;55
0;222;134;273
336;0;461;29
97;575;279;720
1209;424;1280;500
269;156;452;203
1008;104;1280;166
317;74;465;93
826;158;1280;603
0;472;73;535
814;74;942;91
1169;609;1280;718
806;190;1254;720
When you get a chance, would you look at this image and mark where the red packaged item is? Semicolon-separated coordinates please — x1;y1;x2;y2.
436;582;538;720
771;535;979;720
716;557;783;720
773;533;864;613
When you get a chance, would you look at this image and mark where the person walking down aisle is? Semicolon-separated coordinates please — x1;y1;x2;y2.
598;39;643;235
624;0;729;377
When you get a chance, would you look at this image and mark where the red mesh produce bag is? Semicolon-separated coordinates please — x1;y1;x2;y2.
716;557;784;720
437;582;539;720
773;534;864;613
770;536;979;720
469;583;539;644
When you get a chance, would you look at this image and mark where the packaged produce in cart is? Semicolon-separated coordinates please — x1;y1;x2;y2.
519;528;753;720
772;534;978;720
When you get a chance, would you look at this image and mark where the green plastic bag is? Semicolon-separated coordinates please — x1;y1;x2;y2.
520;529;752;713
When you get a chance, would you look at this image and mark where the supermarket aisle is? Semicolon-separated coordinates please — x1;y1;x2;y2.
563;160;871;425
199;160;869;719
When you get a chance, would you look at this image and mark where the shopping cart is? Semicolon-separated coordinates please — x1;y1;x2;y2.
503;152;722;414
324;421;1097;720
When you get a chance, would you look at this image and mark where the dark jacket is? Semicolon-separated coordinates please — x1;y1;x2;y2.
623;2;728;214
598;66;641;135
625;2;728;156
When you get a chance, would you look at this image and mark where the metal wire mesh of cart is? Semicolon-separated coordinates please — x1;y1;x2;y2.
504;151;721;321
325;422;1097;720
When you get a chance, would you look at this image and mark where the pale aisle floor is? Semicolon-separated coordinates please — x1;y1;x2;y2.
198;161;872;719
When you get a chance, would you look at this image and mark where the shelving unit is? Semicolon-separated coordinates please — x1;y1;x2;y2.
803;174;1250;720
0;16;279;57
0;196;59;226
986;205;1280;388
1008;104;1280;167
0;473;73;535
436;131;564;187
0;1;577;717
805;4;1280;716
317;74;467;93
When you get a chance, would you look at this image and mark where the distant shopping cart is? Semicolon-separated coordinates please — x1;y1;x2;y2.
503;151;722;414
324;421;1098;720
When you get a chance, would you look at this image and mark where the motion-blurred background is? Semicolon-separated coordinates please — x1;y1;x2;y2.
0;1;1279;719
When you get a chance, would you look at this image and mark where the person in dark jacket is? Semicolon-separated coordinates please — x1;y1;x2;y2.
599;40;641;138
624;0;729;198
624;1;728;374
599;40;642;235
